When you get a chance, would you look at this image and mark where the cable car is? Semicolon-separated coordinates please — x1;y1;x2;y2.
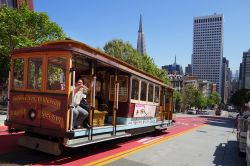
5;40;175;155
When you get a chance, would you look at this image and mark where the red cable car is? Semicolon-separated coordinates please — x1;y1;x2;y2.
5;40;174;155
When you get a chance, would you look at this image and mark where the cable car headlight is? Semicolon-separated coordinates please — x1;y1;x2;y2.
28;109;37;120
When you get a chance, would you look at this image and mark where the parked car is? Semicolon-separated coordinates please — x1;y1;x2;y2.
196;109;209;115
187;109;196;114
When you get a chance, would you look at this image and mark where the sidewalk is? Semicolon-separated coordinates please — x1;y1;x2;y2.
174;110;238;119
0;105;7;126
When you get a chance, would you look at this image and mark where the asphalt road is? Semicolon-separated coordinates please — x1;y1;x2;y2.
106;116;243;166
0;113;244;166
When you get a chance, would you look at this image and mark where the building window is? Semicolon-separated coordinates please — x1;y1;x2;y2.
0;0;16;8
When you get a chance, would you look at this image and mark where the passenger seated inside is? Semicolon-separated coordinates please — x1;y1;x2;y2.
71;78;90;129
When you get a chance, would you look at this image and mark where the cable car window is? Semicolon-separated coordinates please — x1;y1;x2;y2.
140;81;147;101
148;84;154;102
27;58;43;89
131;78;139;100
109;75;128;102
13;58;24;88
47;57;66;91
154;86;160;103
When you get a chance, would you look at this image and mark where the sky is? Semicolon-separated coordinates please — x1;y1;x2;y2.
35;0;250;73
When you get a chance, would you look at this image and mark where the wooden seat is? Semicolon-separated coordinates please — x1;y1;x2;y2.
93;110;108;127
93;98;108;127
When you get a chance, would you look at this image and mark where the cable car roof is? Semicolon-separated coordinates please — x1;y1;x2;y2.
13;39;174;90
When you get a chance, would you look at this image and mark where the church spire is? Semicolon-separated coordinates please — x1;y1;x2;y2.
138;14;143;32
137;14;146;55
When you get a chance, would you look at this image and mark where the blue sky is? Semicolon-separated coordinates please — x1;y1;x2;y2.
35;0;250;72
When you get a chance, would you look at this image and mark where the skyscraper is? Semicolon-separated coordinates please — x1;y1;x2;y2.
192;14;224;95
162;56;183;75
240;49;250;89
185;64;192;75
221;57;230;104
137;14;146;55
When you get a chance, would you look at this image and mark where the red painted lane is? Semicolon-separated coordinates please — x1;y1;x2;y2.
0;126;23;154
35;117;207;166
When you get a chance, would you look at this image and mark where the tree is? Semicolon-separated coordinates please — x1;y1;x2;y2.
194;90;207;109
103;39;170;84
230;89;250;109
181;85;198;111
207;92;221;108
174;91;182;112
0;6;66;84
103;39;135;61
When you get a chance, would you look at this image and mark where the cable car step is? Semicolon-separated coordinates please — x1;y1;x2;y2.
65;133;131;148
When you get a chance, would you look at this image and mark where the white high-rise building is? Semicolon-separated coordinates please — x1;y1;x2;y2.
192;14;224;94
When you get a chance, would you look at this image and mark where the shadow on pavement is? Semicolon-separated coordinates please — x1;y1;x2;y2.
0;130;166;165
213;141;245;166
200;116;236;129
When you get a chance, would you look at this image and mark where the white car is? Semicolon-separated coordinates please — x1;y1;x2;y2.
187;109;196;114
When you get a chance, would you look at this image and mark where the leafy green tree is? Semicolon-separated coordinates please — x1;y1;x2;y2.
181;85;211;111
207;92;221;107
194;90;207;109
174;91;182;112
181;85;198;110
230;89;250;109
103;39;170;84
103;39;135;61
0;6;66;84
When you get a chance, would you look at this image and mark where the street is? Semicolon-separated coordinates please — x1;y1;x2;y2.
0;113;245;166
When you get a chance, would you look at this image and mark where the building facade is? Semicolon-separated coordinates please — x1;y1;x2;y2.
168;74;183;91
162;57;183;91
162;56;183;75
137;14;146;56
0;0;33;10
221;57;230;103
185;64;192;75
198;80;216;98
240;49;250;89
192;14;224;95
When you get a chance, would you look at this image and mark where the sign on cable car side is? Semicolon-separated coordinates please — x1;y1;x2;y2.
133;104;156;118
9;93;66;129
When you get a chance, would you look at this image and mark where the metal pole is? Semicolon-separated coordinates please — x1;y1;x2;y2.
6;72;11;121
70;70;75;131
116;83;119;110
89;61;96;140
112;71;118;136
163;93;166;122
168;93;172;121
115;82;119;135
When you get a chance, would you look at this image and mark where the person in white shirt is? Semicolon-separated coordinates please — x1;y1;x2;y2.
72;79;89;129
